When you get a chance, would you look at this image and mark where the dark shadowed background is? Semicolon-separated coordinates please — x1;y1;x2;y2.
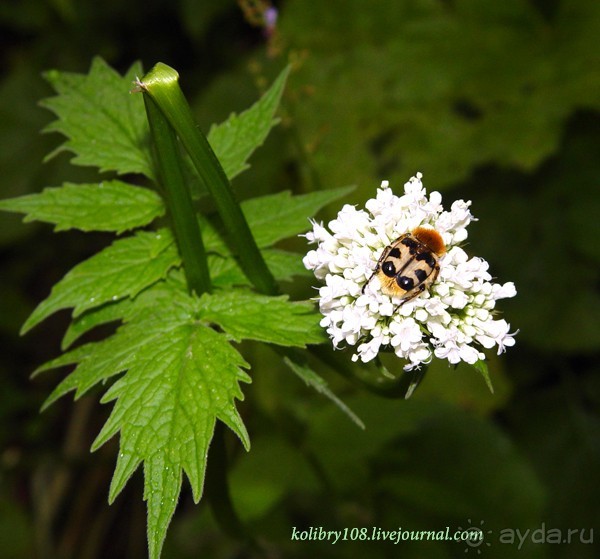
0;1;598;558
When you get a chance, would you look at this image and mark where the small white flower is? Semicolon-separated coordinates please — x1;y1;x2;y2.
304;173;517;370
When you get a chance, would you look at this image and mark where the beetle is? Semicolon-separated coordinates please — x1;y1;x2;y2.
362;226;446;304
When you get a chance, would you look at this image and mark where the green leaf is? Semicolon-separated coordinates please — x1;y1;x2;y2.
208;66;290;180
36;272;325;558
242;186;355;247
207;254;247;287
199;290;325;347
32;342;97;383
22;229;179;333
470;359;494;394
283;355;364;429
59;247;310;348
106;318;250;559
0;180;164;233
39;281;189;406
37;339;122;411
40;299;250;559
199;216;229;254
41;57;153;178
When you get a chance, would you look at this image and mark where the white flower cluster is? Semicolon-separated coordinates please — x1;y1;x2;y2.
303;173;517;370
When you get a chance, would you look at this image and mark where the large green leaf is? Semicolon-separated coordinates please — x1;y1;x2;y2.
38;302;249;559
92;317;250;559
36;280;331;559
0;180;164;233
209;248;309;287
41;58;153;178
201;186;354;257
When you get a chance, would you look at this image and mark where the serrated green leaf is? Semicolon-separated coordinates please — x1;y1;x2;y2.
0;180;164;233
208;66;290;180
242;186;355;247
39;292;251;559
38;273;324;558
470;359;494;394
22;229;179;333
46;278;321;408
143;453;183;559
85;309;250;559
41;57;153;177
283;355;364;429
199;290;325;347
196;214;225;254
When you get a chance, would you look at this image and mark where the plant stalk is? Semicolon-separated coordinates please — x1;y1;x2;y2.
139;63;278;296
143;94;211;295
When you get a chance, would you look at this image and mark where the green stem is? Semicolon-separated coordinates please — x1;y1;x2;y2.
143;94;211;295
139;63;278;296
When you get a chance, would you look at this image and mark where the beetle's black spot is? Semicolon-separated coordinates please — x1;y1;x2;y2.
382;261;396;277
416;251;436;268
414;268;428;283
396;275;414;290
389;247;401;258
401;237;419;254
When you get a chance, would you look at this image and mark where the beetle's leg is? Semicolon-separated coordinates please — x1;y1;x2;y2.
362;244;392;294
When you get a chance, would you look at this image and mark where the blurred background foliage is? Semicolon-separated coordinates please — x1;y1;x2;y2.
0;0;598;558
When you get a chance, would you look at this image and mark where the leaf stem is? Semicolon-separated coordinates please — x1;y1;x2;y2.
143;94;211;295
138;63;279;296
